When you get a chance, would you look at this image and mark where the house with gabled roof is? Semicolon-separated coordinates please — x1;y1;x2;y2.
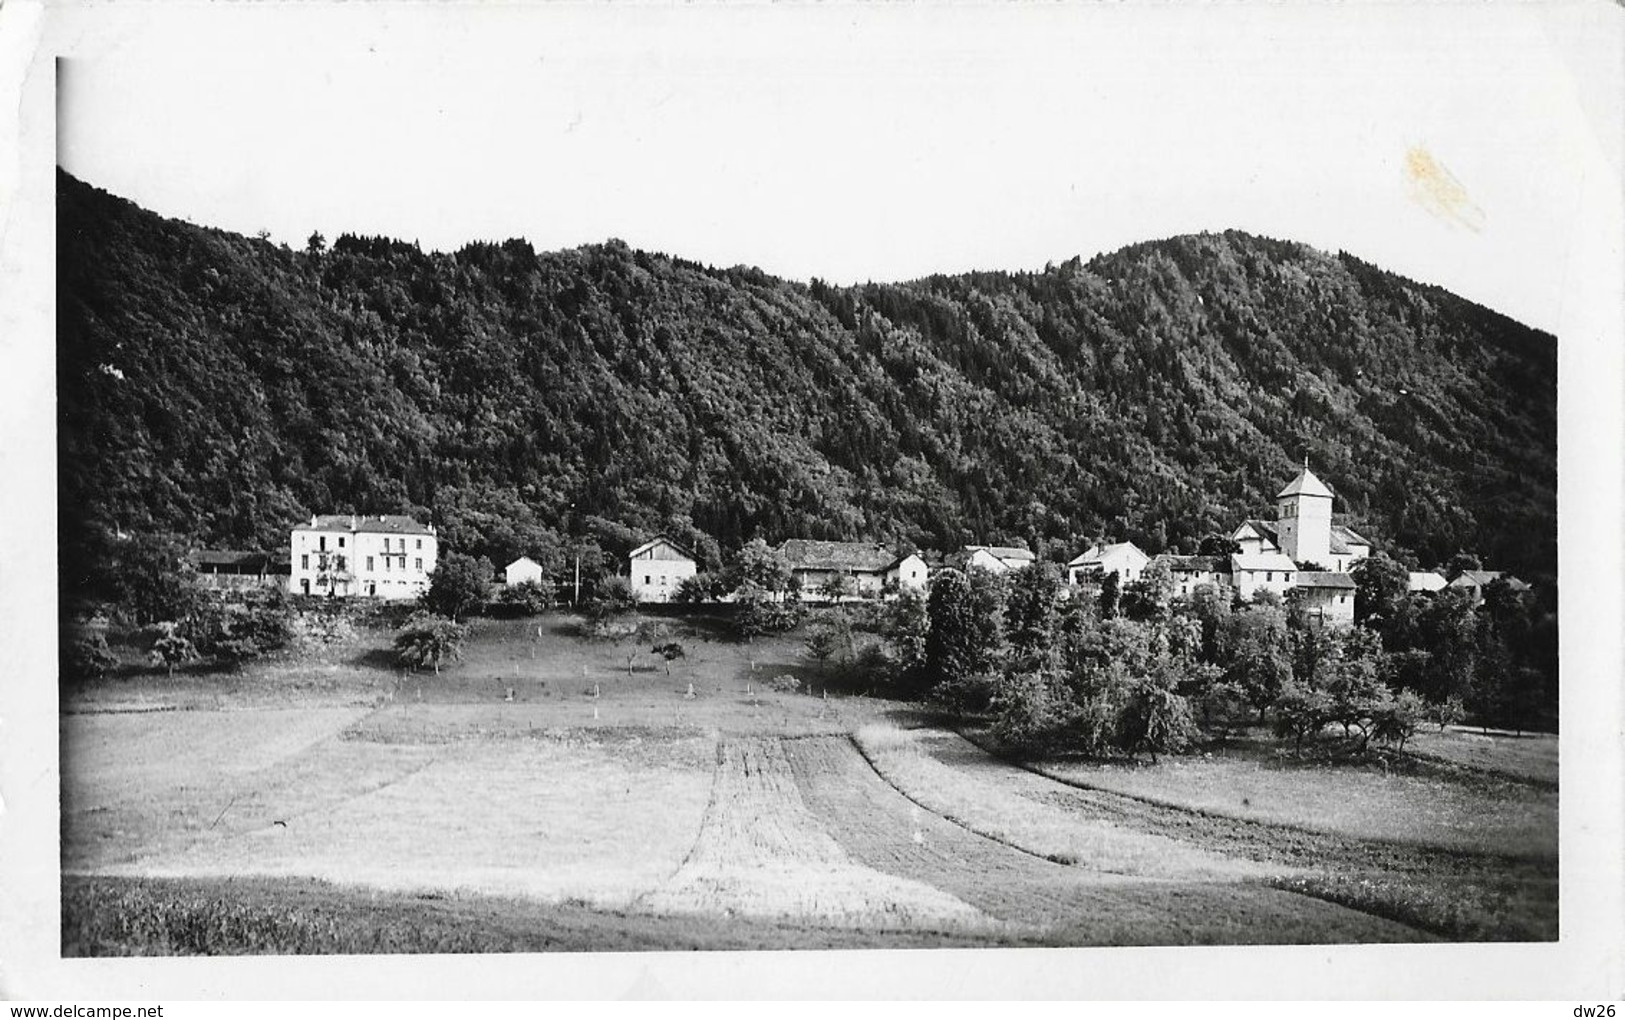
1067;541;1150;586
1230;551;1298;600
505;556;547;587
1448;569;1531;605
777;539;913;600
627;536;697;603
963;545;1037;576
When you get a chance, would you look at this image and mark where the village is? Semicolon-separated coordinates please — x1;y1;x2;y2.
190;465;1530;621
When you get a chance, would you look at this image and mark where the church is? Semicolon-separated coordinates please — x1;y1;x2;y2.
1227;465;1367;624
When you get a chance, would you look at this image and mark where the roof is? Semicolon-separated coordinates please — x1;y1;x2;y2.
1408;571;1449;591
1295;571;1357;589
627;536;696;561
966;545;1037;565
778;539;898;573
1331;524;1371;547
1067;541;1149;567
297;514;434;535
189;549;272;569
1277;467;1335;500
506;556;542;570
1232;519;1281;547
1450;570;1531;591
1231;551;1299;573
1151;554;1222;573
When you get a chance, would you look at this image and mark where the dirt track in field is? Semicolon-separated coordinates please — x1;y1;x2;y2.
781;735;1429;945
638;737;991;928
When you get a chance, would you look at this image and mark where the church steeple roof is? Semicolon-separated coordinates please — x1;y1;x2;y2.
1277;465;1334;500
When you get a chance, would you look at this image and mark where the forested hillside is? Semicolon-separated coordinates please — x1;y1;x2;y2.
57;169;1556;595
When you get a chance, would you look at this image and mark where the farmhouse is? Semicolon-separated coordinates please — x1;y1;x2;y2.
1067;541;1150;586
1148;553;1225;596
1229;551;1298;600
505;556;547;587
778;539;906;599
289;515;438;599
963;545;1037;575
1294;571;1357;625
1448;569;1531;605
188;550;286;592
886;552;930;593
627;537;697;603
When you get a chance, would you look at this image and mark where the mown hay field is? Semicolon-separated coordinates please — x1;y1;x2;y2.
61;610;1557;952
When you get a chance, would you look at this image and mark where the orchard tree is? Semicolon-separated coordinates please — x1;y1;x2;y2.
883;587;930;691
1217;601;1292;721
734;539;792;596
148;625;197;677
925;568;1003;706
422;552;493;621
1004;562;1062;670
1097;571;1122;619
394;614;467;675
1120;561;1175;623
1351;553;1410;633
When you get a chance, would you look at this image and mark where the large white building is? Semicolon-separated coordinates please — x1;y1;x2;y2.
289;515;438;599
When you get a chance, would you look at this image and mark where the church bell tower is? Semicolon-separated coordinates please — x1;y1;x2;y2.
1275;463;1334;567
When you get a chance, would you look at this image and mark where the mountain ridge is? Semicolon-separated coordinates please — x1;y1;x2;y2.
56;168;1557;593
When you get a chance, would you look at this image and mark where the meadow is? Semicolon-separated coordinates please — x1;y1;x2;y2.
60;608;1558;953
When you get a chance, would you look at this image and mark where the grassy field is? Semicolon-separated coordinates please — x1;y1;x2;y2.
61;606;1556;952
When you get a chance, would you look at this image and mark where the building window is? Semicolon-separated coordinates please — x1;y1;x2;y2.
415;558;422;570
660;575;667;586
367;556;374;571
385;558;391;571
301;554;309;570
1266;572;1273;582
416;539;423;549
645;575;652;585
319;536;327;551
338;537;345;548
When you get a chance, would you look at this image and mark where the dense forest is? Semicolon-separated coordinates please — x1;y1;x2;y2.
57;169;1556;601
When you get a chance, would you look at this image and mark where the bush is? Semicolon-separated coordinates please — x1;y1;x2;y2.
766;673;803;694
63;629;118;681
1370;689;1426;751
496;579;555;616
585;577;636;621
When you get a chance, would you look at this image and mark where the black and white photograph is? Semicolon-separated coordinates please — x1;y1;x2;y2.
2;0;1621;1002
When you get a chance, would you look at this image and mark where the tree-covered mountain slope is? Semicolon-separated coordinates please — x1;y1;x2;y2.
56;168;1556;586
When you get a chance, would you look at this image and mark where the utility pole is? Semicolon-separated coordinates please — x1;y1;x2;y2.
574;553;581;607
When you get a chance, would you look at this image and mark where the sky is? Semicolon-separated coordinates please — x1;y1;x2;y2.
49;2;1623;337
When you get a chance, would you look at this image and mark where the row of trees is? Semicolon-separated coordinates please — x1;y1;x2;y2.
833;556;1555;759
